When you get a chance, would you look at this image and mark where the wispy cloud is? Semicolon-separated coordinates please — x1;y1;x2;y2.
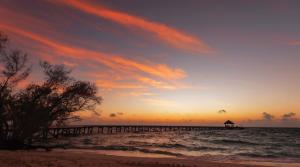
109;113;117;118
109;112;124;118
242;112;299;127
0;2;197;98
127;91;156;97
137;76;180;90
287;40;300;46
0;6;51;34
262;112;274;120
0;2;197;124
0;24;186;81
142;98;175;107
86;71;186;90
95;80;145;90
56;0;214;54
282;112;296;120
218;109;226;114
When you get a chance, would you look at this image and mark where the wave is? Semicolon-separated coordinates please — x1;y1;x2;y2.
211;139;260;146
126;141;187;149
188;146;227;151
126;141;228;152
52;128;300;160
155;143;186;148
138;149;182;156
73;145;183;157
238;152;279;158
238;151;300;159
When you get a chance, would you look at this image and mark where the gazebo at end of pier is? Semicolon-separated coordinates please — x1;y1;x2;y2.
224;120;235;128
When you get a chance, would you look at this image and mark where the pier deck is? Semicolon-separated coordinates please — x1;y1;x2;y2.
41;125;242;139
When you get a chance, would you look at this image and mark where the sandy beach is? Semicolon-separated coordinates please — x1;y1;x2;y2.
0;150;272;167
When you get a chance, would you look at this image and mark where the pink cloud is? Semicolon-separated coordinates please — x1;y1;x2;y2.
57;0;214;54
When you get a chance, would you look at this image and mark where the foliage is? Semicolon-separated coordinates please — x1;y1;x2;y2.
0;32;102;147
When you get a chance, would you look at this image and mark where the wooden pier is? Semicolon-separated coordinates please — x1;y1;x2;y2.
41;125;237;139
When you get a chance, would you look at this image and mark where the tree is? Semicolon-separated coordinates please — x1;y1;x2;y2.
0;32;102;147
0;32;31;145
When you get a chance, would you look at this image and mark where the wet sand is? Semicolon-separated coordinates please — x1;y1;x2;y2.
0;150;270;167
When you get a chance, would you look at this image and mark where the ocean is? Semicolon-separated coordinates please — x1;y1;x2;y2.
50;127;300;164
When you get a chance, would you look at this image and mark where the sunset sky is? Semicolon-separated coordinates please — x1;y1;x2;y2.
1;0;299;127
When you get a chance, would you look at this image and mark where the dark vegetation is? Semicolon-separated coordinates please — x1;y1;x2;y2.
0;32;102;149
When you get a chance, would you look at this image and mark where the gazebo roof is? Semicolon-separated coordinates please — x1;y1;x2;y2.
224;120;234;124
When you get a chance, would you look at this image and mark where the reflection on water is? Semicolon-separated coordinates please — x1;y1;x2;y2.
49;128;300;163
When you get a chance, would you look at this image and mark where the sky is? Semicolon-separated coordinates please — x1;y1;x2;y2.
0;0;300;127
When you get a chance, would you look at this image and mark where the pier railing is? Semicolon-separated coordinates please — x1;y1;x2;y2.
41;125;232;139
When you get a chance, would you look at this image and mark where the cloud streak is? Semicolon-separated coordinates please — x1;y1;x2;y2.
57;0;214;54
142;98;175;107
0;2;196;95
87;71;187;90
0;24;186;81
288;40;300;46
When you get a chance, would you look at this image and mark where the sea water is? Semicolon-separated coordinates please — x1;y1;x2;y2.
51;127;300;165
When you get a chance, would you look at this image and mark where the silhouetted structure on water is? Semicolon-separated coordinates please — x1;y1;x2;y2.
224;120;235;128
39;124;245;139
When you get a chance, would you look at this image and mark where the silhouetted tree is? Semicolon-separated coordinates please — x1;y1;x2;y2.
0;32;102;147
0;32;31;145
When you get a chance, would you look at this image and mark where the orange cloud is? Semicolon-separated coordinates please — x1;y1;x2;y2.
137;76;178;90
0;24;186;81
0;6;50;31
142;98;175;107
0;4;190;94
127;91;156;97
288;40;300;46
86;70;186;90
58;0;214;54
95;80;145;90
110;56;186;80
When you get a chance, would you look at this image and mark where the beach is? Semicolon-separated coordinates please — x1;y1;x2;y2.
0;150;271;167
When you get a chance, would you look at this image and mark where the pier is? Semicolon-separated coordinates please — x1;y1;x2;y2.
41;125;237;139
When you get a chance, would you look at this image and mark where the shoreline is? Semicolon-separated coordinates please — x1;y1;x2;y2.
1;149;300;167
